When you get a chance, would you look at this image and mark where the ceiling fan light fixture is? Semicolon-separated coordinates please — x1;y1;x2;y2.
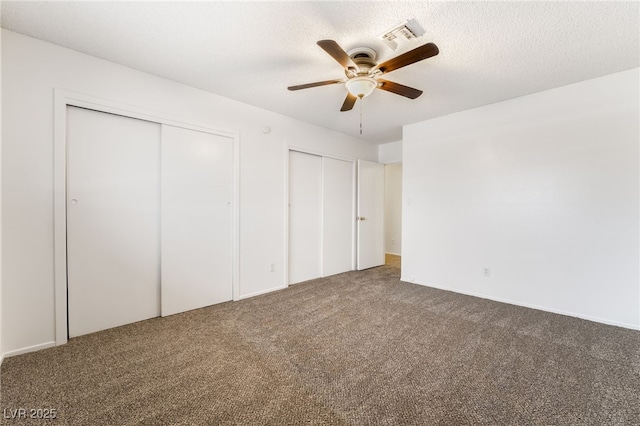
345;76;377;98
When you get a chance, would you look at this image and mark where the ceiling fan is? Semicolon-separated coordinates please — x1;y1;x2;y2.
287;39;439;112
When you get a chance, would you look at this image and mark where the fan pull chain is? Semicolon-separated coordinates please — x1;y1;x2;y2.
359;95;364;135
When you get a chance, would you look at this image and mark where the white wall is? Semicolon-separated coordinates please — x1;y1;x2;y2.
380;141;403;257
378;140;402;164
384;163;402;255
403;68;640;329
1;30;377;355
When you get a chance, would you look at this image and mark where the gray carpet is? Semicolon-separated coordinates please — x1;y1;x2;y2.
1;263;639;425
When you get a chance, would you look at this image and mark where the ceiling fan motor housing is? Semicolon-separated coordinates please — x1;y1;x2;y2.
346;47;378;77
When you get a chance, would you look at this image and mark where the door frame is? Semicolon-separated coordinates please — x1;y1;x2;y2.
284;146;357;286
53;89;240;346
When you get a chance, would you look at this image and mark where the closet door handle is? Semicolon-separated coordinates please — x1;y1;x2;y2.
357;216;366;221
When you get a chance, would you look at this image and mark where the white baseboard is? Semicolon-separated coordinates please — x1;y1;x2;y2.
0;352;4;366
237;285;288;300
403;278;640;331
3;341;56;359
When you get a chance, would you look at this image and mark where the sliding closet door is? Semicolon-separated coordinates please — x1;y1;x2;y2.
160;125;233;316
322;157;354;276
289;151;322;284
67;106;161;338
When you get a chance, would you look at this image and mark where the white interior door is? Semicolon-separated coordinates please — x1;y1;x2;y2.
160;125;233;317
289;151;322;284
322;157;355;276
67;106;161;337
357;159;385;270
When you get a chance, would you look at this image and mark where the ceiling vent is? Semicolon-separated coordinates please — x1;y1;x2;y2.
379;18;426;51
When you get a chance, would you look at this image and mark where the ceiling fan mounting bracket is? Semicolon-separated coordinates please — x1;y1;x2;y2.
347;47;377;61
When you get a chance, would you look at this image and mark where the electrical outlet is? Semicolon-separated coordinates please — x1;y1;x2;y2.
270;263;276;272
483;267;490;278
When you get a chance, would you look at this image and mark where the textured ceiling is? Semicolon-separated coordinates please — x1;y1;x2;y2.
2;1;639;144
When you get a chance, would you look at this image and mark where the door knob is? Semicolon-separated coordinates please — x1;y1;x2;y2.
70;199;78;205
357;216;366;221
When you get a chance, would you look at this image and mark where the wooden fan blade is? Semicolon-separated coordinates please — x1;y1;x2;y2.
317;40;357;70
288;79;343;91
340;93;358;112
376;42;439;74
377;79;423;99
